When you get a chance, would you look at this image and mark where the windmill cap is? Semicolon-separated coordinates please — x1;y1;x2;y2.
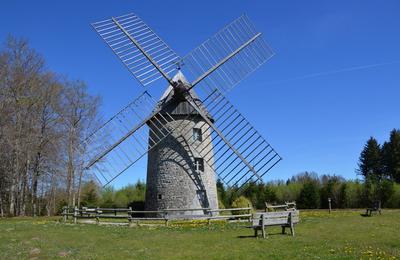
155;71;214;121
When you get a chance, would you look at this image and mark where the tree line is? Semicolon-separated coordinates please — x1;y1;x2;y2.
77;130;400;211
219;130;400;209
78;170;400;211
0;36;102;217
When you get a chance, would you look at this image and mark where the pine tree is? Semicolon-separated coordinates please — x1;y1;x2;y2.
358;137;383;181
382;129;400;183
298;181;320;209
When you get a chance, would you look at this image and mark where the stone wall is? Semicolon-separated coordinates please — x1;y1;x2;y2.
145;116;218;215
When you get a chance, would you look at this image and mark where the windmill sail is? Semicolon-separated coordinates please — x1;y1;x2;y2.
182;15;274;94
92;13;180;87
176;87;281;189
83;91;190;186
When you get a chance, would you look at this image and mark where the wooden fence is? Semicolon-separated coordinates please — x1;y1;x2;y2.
62;206;252;226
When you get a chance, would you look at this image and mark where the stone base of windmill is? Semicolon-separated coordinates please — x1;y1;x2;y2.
145;118;219;219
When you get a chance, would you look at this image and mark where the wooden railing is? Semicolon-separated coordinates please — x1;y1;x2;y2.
61;206;252;226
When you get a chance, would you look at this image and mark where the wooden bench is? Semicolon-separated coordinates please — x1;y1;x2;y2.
265;201;296;212
251;210;300;238
365;201;381;216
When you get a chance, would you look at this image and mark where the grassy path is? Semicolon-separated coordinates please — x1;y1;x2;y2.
0;209;399;259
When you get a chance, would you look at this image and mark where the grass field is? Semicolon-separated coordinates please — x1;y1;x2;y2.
0;209;399;259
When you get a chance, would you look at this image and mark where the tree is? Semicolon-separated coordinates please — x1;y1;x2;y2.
0;36;102;216
358;137;383;181
319;175;344;208
298;181;320;209
382;129;400;183
61;80;101;208
80;180;100;207
216;179;227;207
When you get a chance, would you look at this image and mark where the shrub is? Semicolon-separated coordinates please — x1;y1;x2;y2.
231;196;252;215
218;199;225;209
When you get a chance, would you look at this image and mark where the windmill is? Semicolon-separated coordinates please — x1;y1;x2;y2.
84;13;281;215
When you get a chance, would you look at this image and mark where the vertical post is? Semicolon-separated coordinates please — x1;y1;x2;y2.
63;206;67;222
261;214;266;239
74;206;78;224
248;203;252;223
328;198;332;214
96;207;100;224
206;208;211;225
128;207;132;225
289;211;295;237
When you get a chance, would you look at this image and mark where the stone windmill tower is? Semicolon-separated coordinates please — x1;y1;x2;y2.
84;13;282;216
145;71;218;213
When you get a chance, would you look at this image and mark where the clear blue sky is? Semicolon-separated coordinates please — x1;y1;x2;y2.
1;1;399;187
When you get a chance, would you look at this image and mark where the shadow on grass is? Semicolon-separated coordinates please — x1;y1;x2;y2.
238;232;291;239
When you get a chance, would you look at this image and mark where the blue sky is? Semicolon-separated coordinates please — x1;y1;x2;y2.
1;1;399;187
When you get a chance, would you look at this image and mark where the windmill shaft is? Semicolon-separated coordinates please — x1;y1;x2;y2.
184;93;262;181
111;17;175;86
190;32;261;88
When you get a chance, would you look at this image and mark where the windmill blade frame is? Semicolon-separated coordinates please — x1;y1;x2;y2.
174;86;281;189
82;91;188;186
181;14;274;94
92;13;180;88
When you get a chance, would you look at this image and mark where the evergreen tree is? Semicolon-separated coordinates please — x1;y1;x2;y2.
298;181;320;209
382;129;400;183
216;179;227;207
358;137;383;181
80;180;100;207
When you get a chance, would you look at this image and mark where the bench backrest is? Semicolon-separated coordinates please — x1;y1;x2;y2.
253;210;300;226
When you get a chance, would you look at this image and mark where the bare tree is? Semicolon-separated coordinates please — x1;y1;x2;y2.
0;36;102;216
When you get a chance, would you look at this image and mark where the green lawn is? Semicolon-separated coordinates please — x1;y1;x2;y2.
0;210;399;259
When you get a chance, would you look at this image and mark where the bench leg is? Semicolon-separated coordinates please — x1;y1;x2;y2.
281;226;286;234
262;227;266;239
290;224;295;237
254;228;258;238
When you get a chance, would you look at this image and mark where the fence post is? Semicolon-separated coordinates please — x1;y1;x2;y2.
128;207;132;227
96;207;100;224
164;211;169;227
328;198;332;214
73;206;78;224
62;206;67;222
248;204;252;222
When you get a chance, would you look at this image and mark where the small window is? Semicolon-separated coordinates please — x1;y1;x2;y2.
193;128;202;142
194;158;204;172
158;194;163;200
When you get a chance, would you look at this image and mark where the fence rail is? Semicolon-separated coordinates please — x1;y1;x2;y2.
61;206;252;226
